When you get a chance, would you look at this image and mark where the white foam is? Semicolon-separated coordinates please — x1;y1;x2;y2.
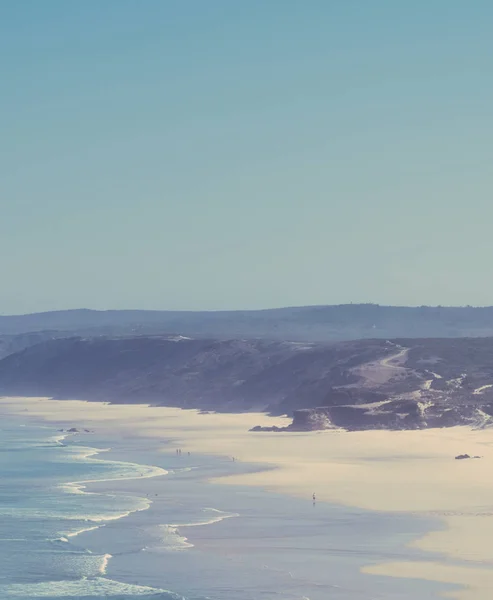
0;577;178;597
48;433;69;445
154;507;239;552
0;503;147;523
60;444;168;489
99;553;112;575
171;507;239;528
54;444;166;524
170;466;198;475
156;524;194;550
58;482;90;495
87;510;136;523
2;442;160;524
63;524;102;539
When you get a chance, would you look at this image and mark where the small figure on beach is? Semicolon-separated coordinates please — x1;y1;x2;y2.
188;451;190;456
312;493;316;503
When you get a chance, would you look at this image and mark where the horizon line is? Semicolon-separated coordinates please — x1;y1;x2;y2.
1;303;493;318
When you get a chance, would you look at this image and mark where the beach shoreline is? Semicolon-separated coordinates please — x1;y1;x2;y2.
2;396;493;599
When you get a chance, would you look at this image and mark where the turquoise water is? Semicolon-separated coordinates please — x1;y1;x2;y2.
0;414;451;600
0;417;177;599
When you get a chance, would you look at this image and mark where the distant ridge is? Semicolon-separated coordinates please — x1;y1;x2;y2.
2;304;493;341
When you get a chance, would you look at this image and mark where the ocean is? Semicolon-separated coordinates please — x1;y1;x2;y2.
0;412;453;600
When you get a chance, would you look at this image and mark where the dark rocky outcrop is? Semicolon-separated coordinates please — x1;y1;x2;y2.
253;401;491;432
455;454;481;460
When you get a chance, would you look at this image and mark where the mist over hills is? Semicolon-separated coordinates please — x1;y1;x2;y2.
3;304;493;340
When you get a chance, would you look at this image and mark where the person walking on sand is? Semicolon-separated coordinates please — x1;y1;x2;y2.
312;493;316;503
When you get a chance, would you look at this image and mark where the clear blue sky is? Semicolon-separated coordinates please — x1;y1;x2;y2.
2;1;492;314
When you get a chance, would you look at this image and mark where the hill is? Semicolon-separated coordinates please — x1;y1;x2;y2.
1;334;493;431
3;304;493;341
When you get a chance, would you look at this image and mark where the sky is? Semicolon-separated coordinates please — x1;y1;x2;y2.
1;0;492;314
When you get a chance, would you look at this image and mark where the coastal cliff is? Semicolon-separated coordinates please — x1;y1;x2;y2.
1;335;493;431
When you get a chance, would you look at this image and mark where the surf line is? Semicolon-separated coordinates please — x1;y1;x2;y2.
57;442;169;541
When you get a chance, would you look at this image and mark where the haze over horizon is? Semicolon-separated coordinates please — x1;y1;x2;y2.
2;1;492;314
4;301;493;319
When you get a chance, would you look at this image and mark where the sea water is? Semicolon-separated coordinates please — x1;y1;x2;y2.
0;416;176;599
0;413;453;600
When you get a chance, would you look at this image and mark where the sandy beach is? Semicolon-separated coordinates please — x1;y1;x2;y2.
2;396;493;600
